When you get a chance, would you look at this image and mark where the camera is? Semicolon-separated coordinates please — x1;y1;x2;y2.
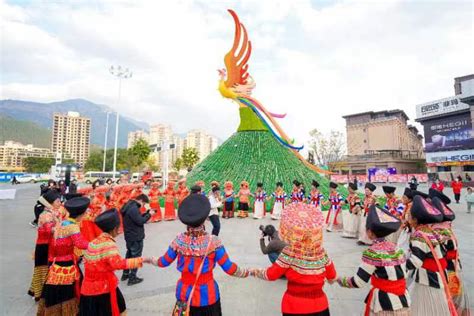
259;225;266;236
259;224;276;237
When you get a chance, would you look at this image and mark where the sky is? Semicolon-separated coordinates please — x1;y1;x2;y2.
1;0;473;146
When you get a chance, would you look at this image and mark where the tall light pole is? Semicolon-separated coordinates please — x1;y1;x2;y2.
102;111;111;172
109;65;132;181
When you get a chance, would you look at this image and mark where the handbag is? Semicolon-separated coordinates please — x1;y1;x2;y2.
172;236;212;316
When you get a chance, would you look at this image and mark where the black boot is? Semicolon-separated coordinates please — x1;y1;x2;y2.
121;273;129;281
127;276;143;286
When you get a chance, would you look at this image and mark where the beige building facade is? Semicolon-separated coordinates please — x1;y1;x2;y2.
51;111;91;166
0;141;54;170
127;130;149;149
184;129;218;162
336;110;425;175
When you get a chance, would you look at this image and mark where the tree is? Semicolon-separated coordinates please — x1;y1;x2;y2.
144;156;160;172
173;157;183;171
181;148;200;171
129;138;151;166
23;157;55;173
308;129;345;167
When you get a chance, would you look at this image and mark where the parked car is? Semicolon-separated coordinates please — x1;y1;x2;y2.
16;174;40;184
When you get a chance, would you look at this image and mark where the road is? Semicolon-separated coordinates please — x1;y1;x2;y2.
0;183;472;315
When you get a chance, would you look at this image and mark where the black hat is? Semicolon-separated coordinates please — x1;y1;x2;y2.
431;197;455;222
382;186;396;194
178;194;211;227
366;205;401;238
429;188;451;205
311;180;320;188
95;209;120;232
293;180;301;186
410;195;443;224
43;190;60;204
329;182;338;189
403;188;413;199
190;185;202;194
212;186;220;192
64;196;90;218
348;183;358;191
263;225;277;237
365;183;376;192
276;181;283;187
64;193;83;200
257;182;263;188
412;190;429;199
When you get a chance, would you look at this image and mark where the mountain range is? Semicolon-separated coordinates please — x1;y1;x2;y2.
0;99;149;148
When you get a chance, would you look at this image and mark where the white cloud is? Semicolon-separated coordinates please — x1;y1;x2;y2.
1;0;472;145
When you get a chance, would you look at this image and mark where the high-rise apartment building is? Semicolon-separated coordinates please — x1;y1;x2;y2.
51;111;91;166
184;129;218;162
127;130;149;149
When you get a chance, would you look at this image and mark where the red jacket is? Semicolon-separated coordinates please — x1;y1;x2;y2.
264;261;337;314
431;182;444;192
451;181;463;194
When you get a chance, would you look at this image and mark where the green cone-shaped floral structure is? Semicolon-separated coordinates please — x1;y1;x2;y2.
187;107;347;206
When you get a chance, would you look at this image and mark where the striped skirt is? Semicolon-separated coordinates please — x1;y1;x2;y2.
410;282;450;316
28;243;49;300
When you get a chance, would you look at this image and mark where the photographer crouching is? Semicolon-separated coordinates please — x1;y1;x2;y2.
259;224;287;263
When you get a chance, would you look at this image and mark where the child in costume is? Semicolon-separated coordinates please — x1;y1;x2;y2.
236;180;252;218
163;181;177;221
358;183;377;246
308;180;324;210
290;180;304;203
406;195;453;315
222;181;235;219
145;194;249;315
342;183;361;238
81;186;108;242
326;182;343;232
430;189;471;316
79;209;145;316
253;182;267;219
271;182;286;220
337;205;410;315
148;181;162;222
37;197;90;316
250;202;337;316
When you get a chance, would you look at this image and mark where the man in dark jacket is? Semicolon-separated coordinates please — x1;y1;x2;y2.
259;224;287;263
121;194;151;285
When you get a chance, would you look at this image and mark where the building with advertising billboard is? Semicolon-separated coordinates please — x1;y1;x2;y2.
415;75;474;180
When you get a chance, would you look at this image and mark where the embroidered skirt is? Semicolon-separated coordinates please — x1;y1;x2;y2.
28;243;49;300
253;201;265;219
79;288;126;316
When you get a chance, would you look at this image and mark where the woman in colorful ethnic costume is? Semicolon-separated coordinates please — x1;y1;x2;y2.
163;181;177;221
342;183;361;238
79;209;144;316
145;194;249;315
37;197;91;316
222;181;235;219
326;182;343;232
253;182;267;219
81;186;108;242
271;182;287;220
148;181;162;222
250;202;337;316
290;180;304;203
236;180;252;218
177;179;190;205
430;189;471;316
382;186;404;244
406;195;452;315
28;190;62;301
358;183;377;246
308;180;324;211
337;205;410;315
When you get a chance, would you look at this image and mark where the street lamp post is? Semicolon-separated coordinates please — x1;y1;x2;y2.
102;111;111;172
109;65;132;181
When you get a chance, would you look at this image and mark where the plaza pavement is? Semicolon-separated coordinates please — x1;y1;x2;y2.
0;183;472;316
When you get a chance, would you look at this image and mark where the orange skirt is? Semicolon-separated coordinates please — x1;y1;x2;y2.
150;201;162;222
164;201;175;220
